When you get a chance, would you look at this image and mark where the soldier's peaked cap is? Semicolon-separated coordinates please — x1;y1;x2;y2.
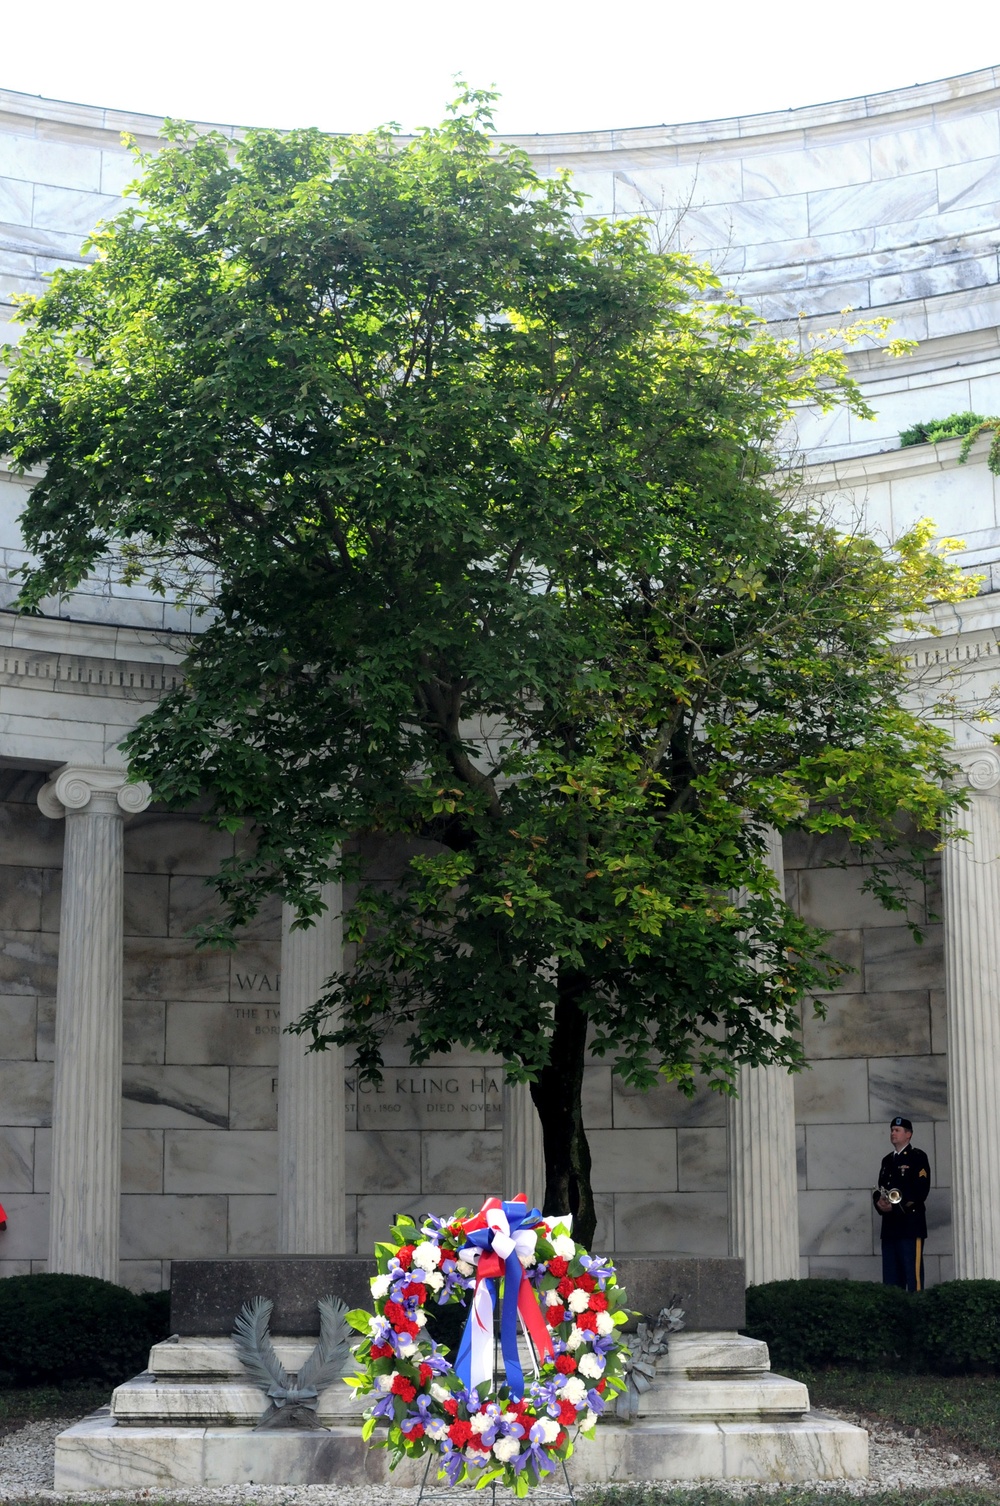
891;1116;913;1131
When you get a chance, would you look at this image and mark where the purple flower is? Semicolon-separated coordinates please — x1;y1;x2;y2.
587;1386;607;1414
400;1395;435;1434
512;1421;556;1479
440;1443;465;1485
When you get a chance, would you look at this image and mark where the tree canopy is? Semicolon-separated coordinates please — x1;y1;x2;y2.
1;93;973;1243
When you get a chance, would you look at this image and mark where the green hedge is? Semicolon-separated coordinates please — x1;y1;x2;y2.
0;1274;172;1388
744;1278;1000;1373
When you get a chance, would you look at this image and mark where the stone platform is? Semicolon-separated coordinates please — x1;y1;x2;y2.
54;1328;867;1488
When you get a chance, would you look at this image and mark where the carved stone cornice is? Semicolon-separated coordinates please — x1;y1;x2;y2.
0;647;183;701
37;764;152;820
950;746;1000;795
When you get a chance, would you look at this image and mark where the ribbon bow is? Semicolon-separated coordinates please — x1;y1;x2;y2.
454;1195;554;1399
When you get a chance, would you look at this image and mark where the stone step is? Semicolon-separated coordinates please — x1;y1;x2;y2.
149;1336;320;1379
111;1374;366;1427
639;1372;809;1419
658;1331;770;1376
55;1410;868;1489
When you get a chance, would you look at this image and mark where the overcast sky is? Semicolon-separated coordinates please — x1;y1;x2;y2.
4;0;995;136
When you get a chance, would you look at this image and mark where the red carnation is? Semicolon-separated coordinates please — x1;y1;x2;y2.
397;1245;415;1270
576;1311;598;1332
418;1363;433;1387
443;1399;459;1417
554;1355;576;1374
384;1300;406;1326
589;1292;609;1312
548;1257;568;1278
554;1429;568;1449
401;1281;426;1301
369;1343;392;1359
406;1422;425;1440
557;1401;577;1425
596;1380;607;1393
400;1319;419;1338
577;1274;597;1293
391;1376;417;1402
556;1276;574;1299
546;1304;566;1327
448;1420;474;1447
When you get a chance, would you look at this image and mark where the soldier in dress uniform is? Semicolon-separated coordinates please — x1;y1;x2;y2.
873;1115;930;1290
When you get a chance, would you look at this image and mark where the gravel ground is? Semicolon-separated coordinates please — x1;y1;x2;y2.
0;1412;996;1502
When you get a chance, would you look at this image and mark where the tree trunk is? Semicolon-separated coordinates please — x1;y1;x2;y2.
529;973;596;1248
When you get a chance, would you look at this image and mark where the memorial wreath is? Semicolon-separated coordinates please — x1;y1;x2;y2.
346;1197;629;1493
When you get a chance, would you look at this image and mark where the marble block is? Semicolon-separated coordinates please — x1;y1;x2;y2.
639;1372;808;1419
55;1409;868;1489
660;1331;770;1375
55;1417;419;1490
110;1373;366;1425
571;1414;867;1483
149;1335;318;1376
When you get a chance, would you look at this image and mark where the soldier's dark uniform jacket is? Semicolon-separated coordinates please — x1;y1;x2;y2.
872;1144;931;1240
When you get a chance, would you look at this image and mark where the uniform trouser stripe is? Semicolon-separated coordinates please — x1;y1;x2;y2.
915;1238;923;1291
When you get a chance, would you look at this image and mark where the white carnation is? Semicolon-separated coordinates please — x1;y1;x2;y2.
430;1382;452;1403
560;1376;587;1404
370;1274;392;1299
551;1234;576;1260
595;1311;615;1336
545;1287;563;1306
376;1372;396;1393
470;1411;492;1434
413;1240;443;1270
413;1308;427;1327
424;1270;445;1291
396;1337;417;1357
578;1353;604;1379
427;1418;449;1441
581;1409;598;1432
539;1418;560;1443
368;1315;384;1335
567;1288;590;1313
456;1259;475;1277
492;1436;521;1463
565;1326;585;1350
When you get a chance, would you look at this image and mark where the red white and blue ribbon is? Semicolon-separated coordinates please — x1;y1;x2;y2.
454;1196;554;1400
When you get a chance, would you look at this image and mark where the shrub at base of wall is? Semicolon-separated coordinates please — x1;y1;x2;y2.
745;1278;1000;1373
0;1274;170;1387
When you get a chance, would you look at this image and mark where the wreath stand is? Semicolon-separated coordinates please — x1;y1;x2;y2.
413;1330;577;1506
414;1453;576;1506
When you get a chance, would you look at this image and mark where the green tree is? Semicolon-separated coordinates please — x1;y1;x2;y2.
1;94;972;1246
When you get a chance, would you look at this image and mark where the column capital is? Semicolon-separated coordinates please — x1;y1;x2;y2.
950;746;1000;795
38;764;152;821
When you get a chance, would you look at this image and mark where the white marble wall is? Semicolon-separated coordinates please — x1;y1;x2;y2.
0;769;950;1287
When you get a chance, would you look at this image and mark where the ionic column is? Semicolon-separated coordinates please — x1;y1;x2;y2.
726;827;800;1285
502;1081;545;1206
279;881;347;1252
38;765;151;1282
943;747;1000;1278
